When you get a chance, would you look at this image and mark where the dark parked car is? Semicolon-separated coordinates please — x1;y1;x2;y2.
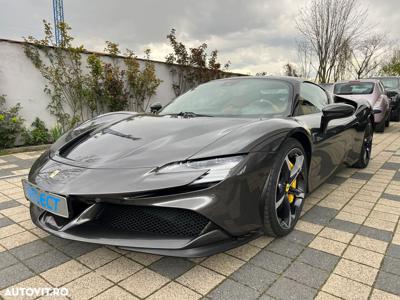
370;77;400;121
24;77;374;257
334;79;391;132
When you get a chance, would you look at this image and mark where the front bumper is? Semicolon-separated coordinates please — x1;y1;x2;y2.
373;109;386;124
27;151;274;256
30;204;261;257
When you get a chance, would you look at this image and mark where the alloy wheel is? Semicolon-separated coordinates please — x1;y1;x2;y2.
275;148;306;230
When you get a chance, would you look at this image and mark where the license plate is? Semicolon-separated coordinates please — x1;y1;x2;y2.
22;180;69;218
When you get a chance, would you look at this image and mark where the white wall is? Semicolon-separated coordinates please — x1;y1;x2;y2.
0;40;178;128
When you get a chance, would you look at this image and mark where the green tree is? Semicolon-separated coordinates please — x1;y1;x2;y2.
24;21;88;131
86;53;105;116
24;22;133;130
381;50;400;76
126;49;162;112
24;20;163;124
165;29;231;96
102;42;129;111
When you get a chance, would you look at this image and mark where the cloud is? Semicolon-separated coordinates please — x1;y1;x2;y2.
0;0;398;74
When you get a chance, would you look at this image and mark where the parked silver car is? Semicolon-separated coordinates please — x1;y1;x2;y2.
370;77;400;121
334;80;391;132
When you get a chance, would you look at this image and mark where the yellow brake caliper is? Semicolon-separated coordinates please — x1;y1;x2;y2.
287;160;297;203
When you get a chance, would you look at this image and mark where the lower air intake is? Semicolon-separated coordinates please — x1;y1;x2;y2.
96;204;210;237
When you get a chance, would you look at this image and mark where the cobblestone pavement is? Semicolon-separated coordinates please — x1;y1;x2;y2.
1;125;400;300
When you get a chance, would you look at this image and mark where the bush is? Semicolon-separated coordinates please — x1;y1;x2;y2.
0;95;25;149
50;123;64;142
24;118;51;145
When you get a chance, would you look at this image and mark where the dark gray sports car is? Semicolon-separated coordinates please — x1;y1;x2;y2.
24;77;374;257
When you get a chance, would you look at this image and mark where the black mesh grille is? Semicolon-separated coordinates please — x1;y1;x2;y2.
96;205;210;237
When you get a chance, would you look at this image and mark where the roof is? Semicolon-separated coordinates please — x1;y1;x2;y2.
369;76;400;80
221;75;305;83
335;79;381;84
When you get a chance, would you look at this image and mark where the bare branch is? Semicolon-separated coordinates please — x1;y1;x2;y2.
296;0;369;83
350;33;388;78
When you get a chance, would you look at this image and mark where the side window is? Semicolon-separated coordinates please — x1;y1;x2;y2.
296;82;329;116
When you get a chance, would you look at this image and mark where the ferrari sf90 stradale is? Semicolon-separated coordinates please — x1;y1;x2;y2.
25;77;374;257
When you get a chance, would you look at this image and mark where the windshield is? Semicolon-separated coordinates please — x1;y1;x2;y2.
380;78;399;89
334;82;374;95
161;78;292;118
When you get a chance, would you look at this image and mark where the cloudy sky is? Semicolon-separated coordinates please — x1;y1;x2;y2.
0;0;399;74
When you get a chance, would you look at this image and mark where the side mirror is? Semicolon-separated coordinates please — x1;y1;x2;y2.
321;103;355;132
150;102;162;114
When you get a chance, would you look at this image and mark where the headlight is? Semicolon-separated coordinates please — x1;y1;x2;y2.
156;156;245;184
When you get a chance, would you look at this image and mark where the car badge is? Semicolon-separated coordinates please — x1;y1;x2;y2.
49;169;60;178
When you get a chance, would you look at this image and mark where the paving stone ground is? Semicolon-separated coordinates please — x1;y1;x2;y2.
1;125;400;299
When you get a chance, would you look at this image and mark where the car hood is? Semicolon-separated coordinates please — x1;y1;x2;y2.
336;94;376;105
52;115;257;169
32;114;302;194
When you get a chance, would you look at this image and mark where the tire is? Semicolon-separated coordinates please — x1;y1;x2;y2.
385;110;391;127
262;138;308;237
352;120;373;168
391;108;400;122
375;118;385;133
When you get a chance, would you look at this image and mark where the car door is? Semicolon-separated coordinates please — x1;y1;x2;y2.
293;82;356;191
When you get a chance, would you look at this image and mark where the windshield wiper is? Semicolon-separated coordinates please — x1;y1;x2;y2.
164;112;214;118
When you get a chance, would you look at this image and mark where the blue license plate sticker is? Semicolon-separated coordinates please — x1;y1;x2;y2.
23;180;69;218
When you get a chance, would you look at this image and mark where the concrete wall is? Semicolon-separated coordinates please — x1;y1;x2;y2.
0;40;182;128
